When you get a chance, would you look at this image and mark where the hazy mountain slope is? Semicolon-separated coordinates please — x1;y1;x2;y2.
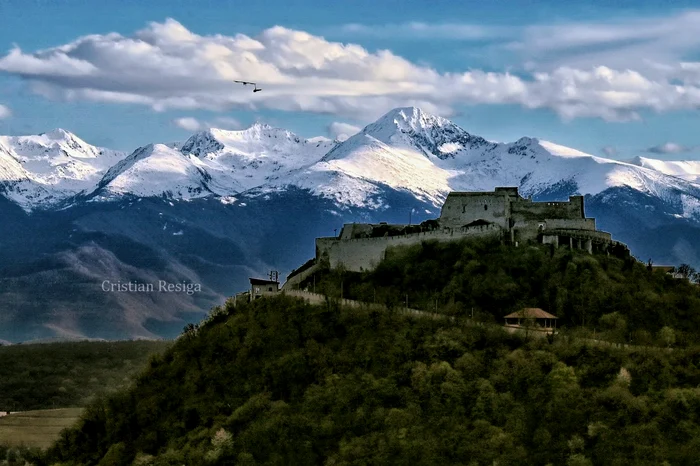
0;188;432;342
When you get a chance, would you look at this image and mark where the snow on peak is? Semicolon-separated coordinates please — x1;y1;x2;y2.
0;129;126;209
628;156;700;183
93;123;339;200
375;107;449;132
43;128;73;141
181;130;225;156
95;143;215;200
182;124;310;157
363;107;451;142
356;106;492;160
3;108;700;216
283;108;700;210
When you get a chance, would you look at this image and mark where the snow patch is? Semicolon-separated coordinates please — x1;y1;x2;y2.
438;142;462;154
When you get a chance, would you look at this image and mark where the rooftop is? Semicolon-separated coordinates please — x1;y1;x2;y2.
504;308;558;319
249;278;279;285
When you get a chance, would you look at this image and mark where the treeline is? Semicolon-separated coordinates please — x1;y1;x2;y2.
44;294;700;465
0;340;170;411
304;237;700;345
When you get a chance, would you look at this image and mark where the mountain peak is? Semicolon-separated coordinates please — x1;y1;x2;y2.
249;121;273;130
181;130;225;156
182;123;306;158
43;128;72;139
355;107;491;160
369;107;448;134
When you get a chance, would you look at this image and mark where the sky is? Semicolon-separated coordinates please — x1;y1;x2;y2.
1;0;700;161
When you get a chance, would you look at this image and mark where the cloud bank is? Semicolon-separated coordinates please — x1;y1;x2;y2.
173;117;202;131
173;116;242;132
328;122;361;141
0;104;11;119
1;17;700;122
647;142;697;154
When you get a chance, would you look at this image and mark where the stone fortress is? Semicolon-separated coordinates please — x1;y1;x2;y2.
283;187;628;288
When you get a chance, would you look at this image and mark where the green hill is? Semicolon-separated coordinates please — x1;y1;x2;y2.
306;237;700;345
43;239;700;465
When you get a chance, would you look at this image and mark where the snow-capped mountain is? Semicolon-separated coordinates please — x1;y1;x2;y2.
2;107;700;342
628;156;700;184
0;129;125;209
91;123;336;200
94;144;217;200
5;109;698;220
275;107;700;221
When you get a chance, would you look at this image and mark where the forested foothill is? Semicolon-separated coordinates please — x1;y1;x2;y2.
42;239;700;465
0;340;170;412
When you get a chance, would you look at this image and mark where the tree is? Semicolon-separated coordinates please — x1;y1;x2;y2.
674;264;697;281
659;326;676;348
598;312;627;344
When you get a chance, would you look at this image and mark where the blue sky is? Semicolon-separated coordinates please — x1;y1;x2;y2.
1;0;700;160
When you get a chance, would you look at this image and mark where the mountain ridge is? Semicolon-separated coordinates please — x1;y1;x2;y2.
1;109;699;215
1;108;700;341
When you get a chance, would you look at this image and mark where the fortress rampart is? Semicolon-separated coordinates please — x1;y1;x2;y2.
285;187;629;280
316;223;501;272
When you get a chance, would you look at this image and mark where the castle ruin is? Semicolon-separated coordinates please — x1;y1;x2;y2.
284;187;628;286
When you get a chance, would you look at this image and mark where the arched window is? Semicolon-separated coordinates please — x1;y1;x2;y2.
484;204;488;211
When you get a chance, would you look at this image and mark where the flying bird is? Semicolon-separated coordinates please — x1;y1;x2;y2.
234;80;262;93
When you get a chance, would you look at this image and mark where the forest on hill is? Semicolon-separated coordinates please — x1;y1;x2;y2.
38;240;700;465
305;237;700;346
0;340;170;412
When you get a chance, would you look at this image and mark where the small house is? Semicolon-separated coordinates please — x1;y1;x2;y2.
504;308;558;332
249;278;279;300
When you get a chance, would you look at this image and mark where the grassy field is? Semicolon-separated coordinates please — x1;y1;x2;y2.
0;408;83;449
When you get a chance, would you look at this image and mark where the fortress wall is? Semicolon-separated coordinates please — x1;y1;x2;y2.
340;223;376;239
510;199;584;222
281;262;321;290
543;218;596;230
511;218;594;243
282;289;328;305
283;289;386;310
319;224;501;272
545;229;613;242
439;193;510;229
512;218;595;232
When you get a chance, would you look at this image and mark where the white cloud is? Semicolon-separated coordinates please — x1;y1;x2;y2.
338;11;700;76
647;142;696;154
601;146;618;157
336;22;507;40
512;10;700;71
328;122;361;141
0;104;10;119
173;117;202;131
1;18;700;122
174;116;242;132
213;117;242;130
